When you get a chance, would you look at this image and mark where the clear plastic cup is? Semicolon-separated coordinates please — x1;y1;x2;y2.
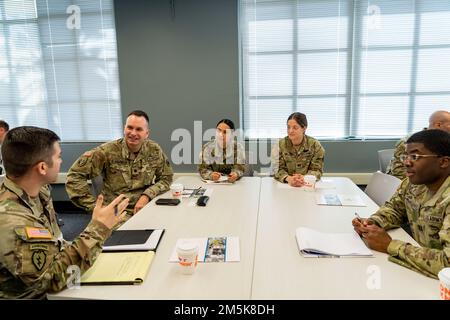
303;175;316;191
176;241;199;275
170;183;183;199
438;267;450;300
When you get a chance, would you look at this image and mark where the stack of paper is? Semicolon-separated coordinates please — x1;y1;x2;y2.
295;227;373;257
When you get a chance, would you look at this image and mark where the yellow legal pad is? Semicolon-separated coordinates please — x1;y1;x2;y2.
81;251;155;285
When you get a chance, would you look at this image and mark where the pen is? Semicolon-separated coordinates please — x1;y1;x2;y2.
354;212;362;222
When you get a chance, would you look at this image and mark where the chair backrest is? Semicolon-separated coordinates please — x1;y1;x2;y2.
365;171;401;207
90;175;104;198
377;149;395;173
243;151;254;177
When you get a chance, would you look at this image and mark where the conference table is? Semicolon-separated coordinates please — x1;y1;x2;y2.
48;176;440;300
49;176;261;299
251;177;439;299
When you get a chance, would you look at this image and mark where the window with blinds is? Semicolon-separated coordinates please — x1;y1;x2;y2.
239;0;450;139
0;0;122;141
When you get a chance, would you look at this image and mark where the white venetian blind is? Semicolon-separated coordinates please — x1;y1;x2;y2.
0;0;122;141
240;0;450;140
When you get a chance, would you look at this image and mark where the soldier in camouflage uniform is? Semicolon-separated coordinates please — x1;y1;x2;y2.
353;129;450;279
198;119;246;183
66;110;173;220
0;126;128;299
385;138;408;179
272;112;324;187
386;110;450;180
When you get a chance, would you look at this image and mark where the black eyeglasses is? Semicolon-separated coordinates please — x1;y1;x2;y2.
399;154;442;162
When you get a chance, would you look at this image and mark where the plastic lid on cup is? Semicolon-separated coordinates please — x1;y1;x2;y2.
438;268;450;283
177;241;198;254
304;174;316;181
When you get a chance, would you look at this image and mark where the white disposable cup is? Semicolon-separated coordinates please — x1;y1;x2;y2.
176;241;199;275
303;175;316;191
170;183;183;199
438;268;450;300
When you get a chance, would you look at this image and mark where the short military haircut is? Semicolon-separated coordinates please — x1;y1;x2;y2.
406;129;450;157
128;110;149;124
216;119;235;130
0;120;9;131
287;112;308;128
2;126;60;178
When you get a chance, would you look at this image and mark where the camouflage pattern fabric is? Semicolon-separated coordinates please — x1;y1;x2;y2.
66;138;173;219
370;176;450;279
0;177;111;299
386;138;407;180
198;140;246;180
272;135;325;182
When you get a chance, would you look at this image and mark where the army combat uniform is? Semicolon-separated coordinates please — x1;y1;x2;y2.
0;177;111;299
66;138;173;219
198;140;246;180
386;138;407;180
272;135;325;183
369;176;450;279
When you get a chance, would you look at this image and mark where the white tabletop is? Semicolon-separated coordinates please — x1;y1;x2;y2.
49;176;261;300
251;177;439;300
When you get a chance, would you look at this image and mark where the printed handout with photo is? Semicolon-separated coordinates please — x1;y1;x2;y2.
204;237;227;262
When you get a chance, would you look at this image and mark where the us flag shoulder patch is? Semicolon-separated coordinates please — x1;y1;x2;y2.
25;227;52;240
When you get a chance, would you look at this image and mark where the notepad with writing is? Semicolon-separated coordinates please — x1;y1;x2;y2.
102;229;164;252
80;251;155;285
295;227;373;257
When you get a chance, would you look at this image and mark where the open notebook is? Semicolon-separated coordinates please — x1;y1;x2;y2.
295;227;373;258
81;251;155;285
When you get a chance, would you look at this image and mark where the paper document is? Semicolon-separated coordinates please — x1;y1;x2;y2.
316;193;366;207
169;236;240;262
182;187;213;198
295;227;373;257
315;179;336;189
81;251;155;285
276;179;335;190
102;229;164;252
201;176;233;184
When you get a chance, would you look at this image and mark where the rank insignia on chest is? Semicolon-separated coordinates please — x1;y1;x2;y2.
25;227;52;240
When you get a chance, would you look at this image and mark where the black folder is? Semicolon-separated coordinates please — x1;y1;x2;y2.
102;229;164;252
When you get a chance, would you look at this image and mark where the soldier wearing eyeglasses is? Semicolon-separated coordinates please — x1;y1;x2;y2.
386;110;450;179
353;129;450;279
